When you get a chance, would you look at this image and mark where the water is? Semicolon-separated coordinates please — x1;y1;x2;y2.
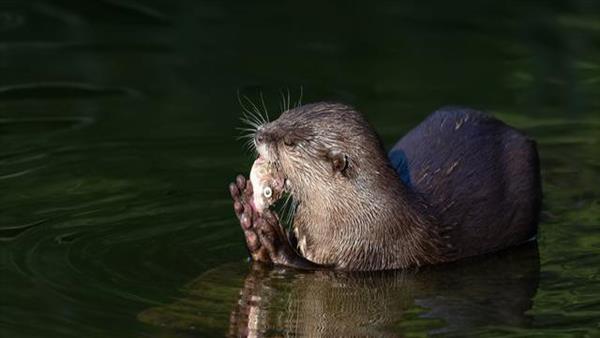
1;1;599;337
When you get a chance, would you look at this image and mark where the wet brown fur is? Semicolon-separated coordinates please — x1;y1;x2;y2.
254;103;455;270
248;102;541;271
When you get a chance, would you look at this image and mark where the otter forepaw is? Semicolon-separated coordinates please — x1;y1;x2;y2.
254;210;286;258
230;176;319;269
229;175;271;263
254;210;320;269
229;175;251;219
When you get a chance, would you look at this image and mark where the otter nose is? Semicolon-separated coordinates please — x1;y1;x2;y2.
255;130;266;145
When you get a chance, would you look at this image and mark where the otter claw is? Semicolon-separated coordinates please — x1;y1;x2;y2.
240;212;252;230
236;175;246;191
234;201;243;216
229;182;240;199
244;230;260;251
257;227;276;254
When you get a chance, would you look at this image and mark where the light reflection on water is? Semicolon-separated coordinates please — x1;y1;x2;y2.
1;1;599;337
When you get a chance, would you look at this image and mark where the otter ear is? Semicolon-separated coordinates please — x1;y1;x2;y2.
327;149;349;175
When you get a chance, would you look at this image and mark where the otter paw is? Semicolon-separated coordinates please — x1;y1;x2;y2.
254;209;289;265
229;175;271;263
229;175;253;219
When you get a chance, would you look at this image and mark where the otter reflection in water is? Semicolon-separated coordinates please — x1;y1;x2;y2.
139;242;539;337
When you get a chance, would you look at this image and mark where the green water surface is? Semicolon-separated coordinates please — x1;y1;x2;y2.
1;1;599;337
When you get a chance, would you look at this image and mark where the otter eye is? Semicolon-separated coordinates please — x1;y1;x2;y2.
284;137;296;148
263;186;272;198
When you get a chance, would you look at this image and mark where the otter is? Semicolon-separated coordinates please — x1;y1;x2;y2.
228;103;541;271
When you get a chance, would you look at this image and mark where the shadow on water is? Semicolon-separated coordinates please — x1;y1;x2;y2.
139;242;540;337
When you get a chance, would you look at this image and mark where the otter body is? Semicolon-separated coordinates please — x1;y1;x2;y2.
230;103;541;271
389;107;540;259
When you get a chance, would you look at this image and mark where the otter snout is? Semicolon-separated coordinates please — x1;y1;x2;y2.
254;127;276;160
255;130;265;144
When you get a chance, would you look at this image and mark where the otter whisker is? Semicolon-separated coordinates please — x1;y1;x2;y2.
236;135;252;142
279;89;286;113
242;137;257;155
241;105;263;128
239;109;262;128
236;120;259;154
259;91;270;122
237;90;265;127
285;198;298;228
243;96;264;124
278;192;294;229
236;126;259;133
239;116;261;132
295;85;303;108
286;87;291;112
276;189;298;230
236;127;260;138
276;191;290;219
242;95;267;125
282;197;292;226
235;131;257;141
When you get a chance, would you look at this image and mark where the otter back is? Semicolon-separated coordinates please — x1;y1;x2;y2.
389;106;541;259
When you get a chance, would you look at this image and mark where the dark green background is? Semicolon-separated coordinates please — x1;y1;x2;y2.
1;1;599;337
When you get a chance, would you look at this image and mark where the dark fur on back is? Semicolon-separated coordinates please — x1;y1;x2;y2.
390;106;541;258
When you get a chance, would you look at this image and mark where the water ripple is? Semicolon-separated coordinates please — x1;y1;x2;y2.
0;82;140;100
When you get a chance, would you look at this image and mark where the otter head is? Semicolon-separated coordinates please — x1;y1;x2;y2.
252;102;391;207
